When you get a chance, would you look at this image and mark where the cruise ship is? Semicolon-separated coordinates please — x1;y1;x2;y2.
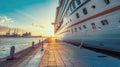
53;0;120;52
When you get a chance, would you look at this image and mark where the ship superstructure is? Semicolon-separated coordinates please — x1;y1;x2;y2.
53;0;120;52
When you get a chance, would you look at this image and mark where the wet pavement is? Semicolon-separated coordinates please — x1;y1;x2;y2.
40;42;120;67
0;43;42;67
25;44;47;67
1;39;120;67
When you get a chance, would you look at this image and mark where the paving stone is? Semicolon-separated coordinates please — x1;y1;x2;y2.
40;42;120;67
48;61;56;67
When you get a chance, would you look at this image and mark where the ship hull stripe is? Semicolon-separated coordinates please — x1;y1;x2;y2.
66;5;120;29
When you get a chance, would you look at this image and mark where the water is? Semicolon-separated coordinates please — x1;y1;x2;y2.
0;38;44;59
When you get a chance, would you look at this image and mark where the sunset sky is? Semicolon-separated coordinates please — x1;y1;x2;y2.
0;0;58;36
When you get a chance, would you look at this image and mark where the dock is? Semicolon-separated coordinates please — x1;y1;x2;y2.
40;40;120;67
0;39;120;67
0;42;43;67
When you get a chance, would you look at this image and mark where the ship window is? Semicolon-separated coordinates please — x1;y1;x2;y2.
82;8;88;15
66;12;68;17
71;29;74;33
76;13;80;19
70;19;72;22
68;8;71;13
70;5;73;12
83;25;87;29
101;20;109;25
91;23;97;30
91;5;96;9
69;30;70;32
76;0;81;5
79;27;82;30
104;0;110;4
68;21;69;24
67;30;69;32
74;28;77;32
72;2;76;9
118;20;120;23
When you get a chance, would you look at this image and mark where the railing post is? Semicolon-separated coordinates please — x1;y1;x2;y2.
7;46;15;60
32;41;35;48
39;40;41;44
41;38;44;51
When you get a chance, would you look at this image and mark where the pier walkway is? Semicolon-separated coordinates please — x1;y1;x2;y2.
0;43;43;67
0;39;120;67
40;41;120;67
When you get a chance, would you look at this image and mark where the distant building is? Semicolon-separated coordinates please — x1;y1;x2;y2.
22;32;32;37
6;32;10;37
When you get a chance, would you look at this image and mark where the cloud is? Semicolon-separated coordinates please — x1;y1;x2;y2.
0;25;10;31
0;25;26;35
0;16;14;25
31;23;44;28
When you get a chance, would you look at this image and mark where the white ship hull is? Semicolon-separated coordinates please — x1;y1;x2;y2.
54;0;120;52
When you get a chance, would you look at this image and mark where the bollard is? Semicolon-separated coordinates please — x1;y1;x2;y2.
41;40;44;51
39;40;41;44
7;46;15;60
32;41;35;48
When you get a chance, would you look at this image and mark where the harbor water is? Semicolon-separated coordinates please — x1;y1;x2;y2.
0;38;44;59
